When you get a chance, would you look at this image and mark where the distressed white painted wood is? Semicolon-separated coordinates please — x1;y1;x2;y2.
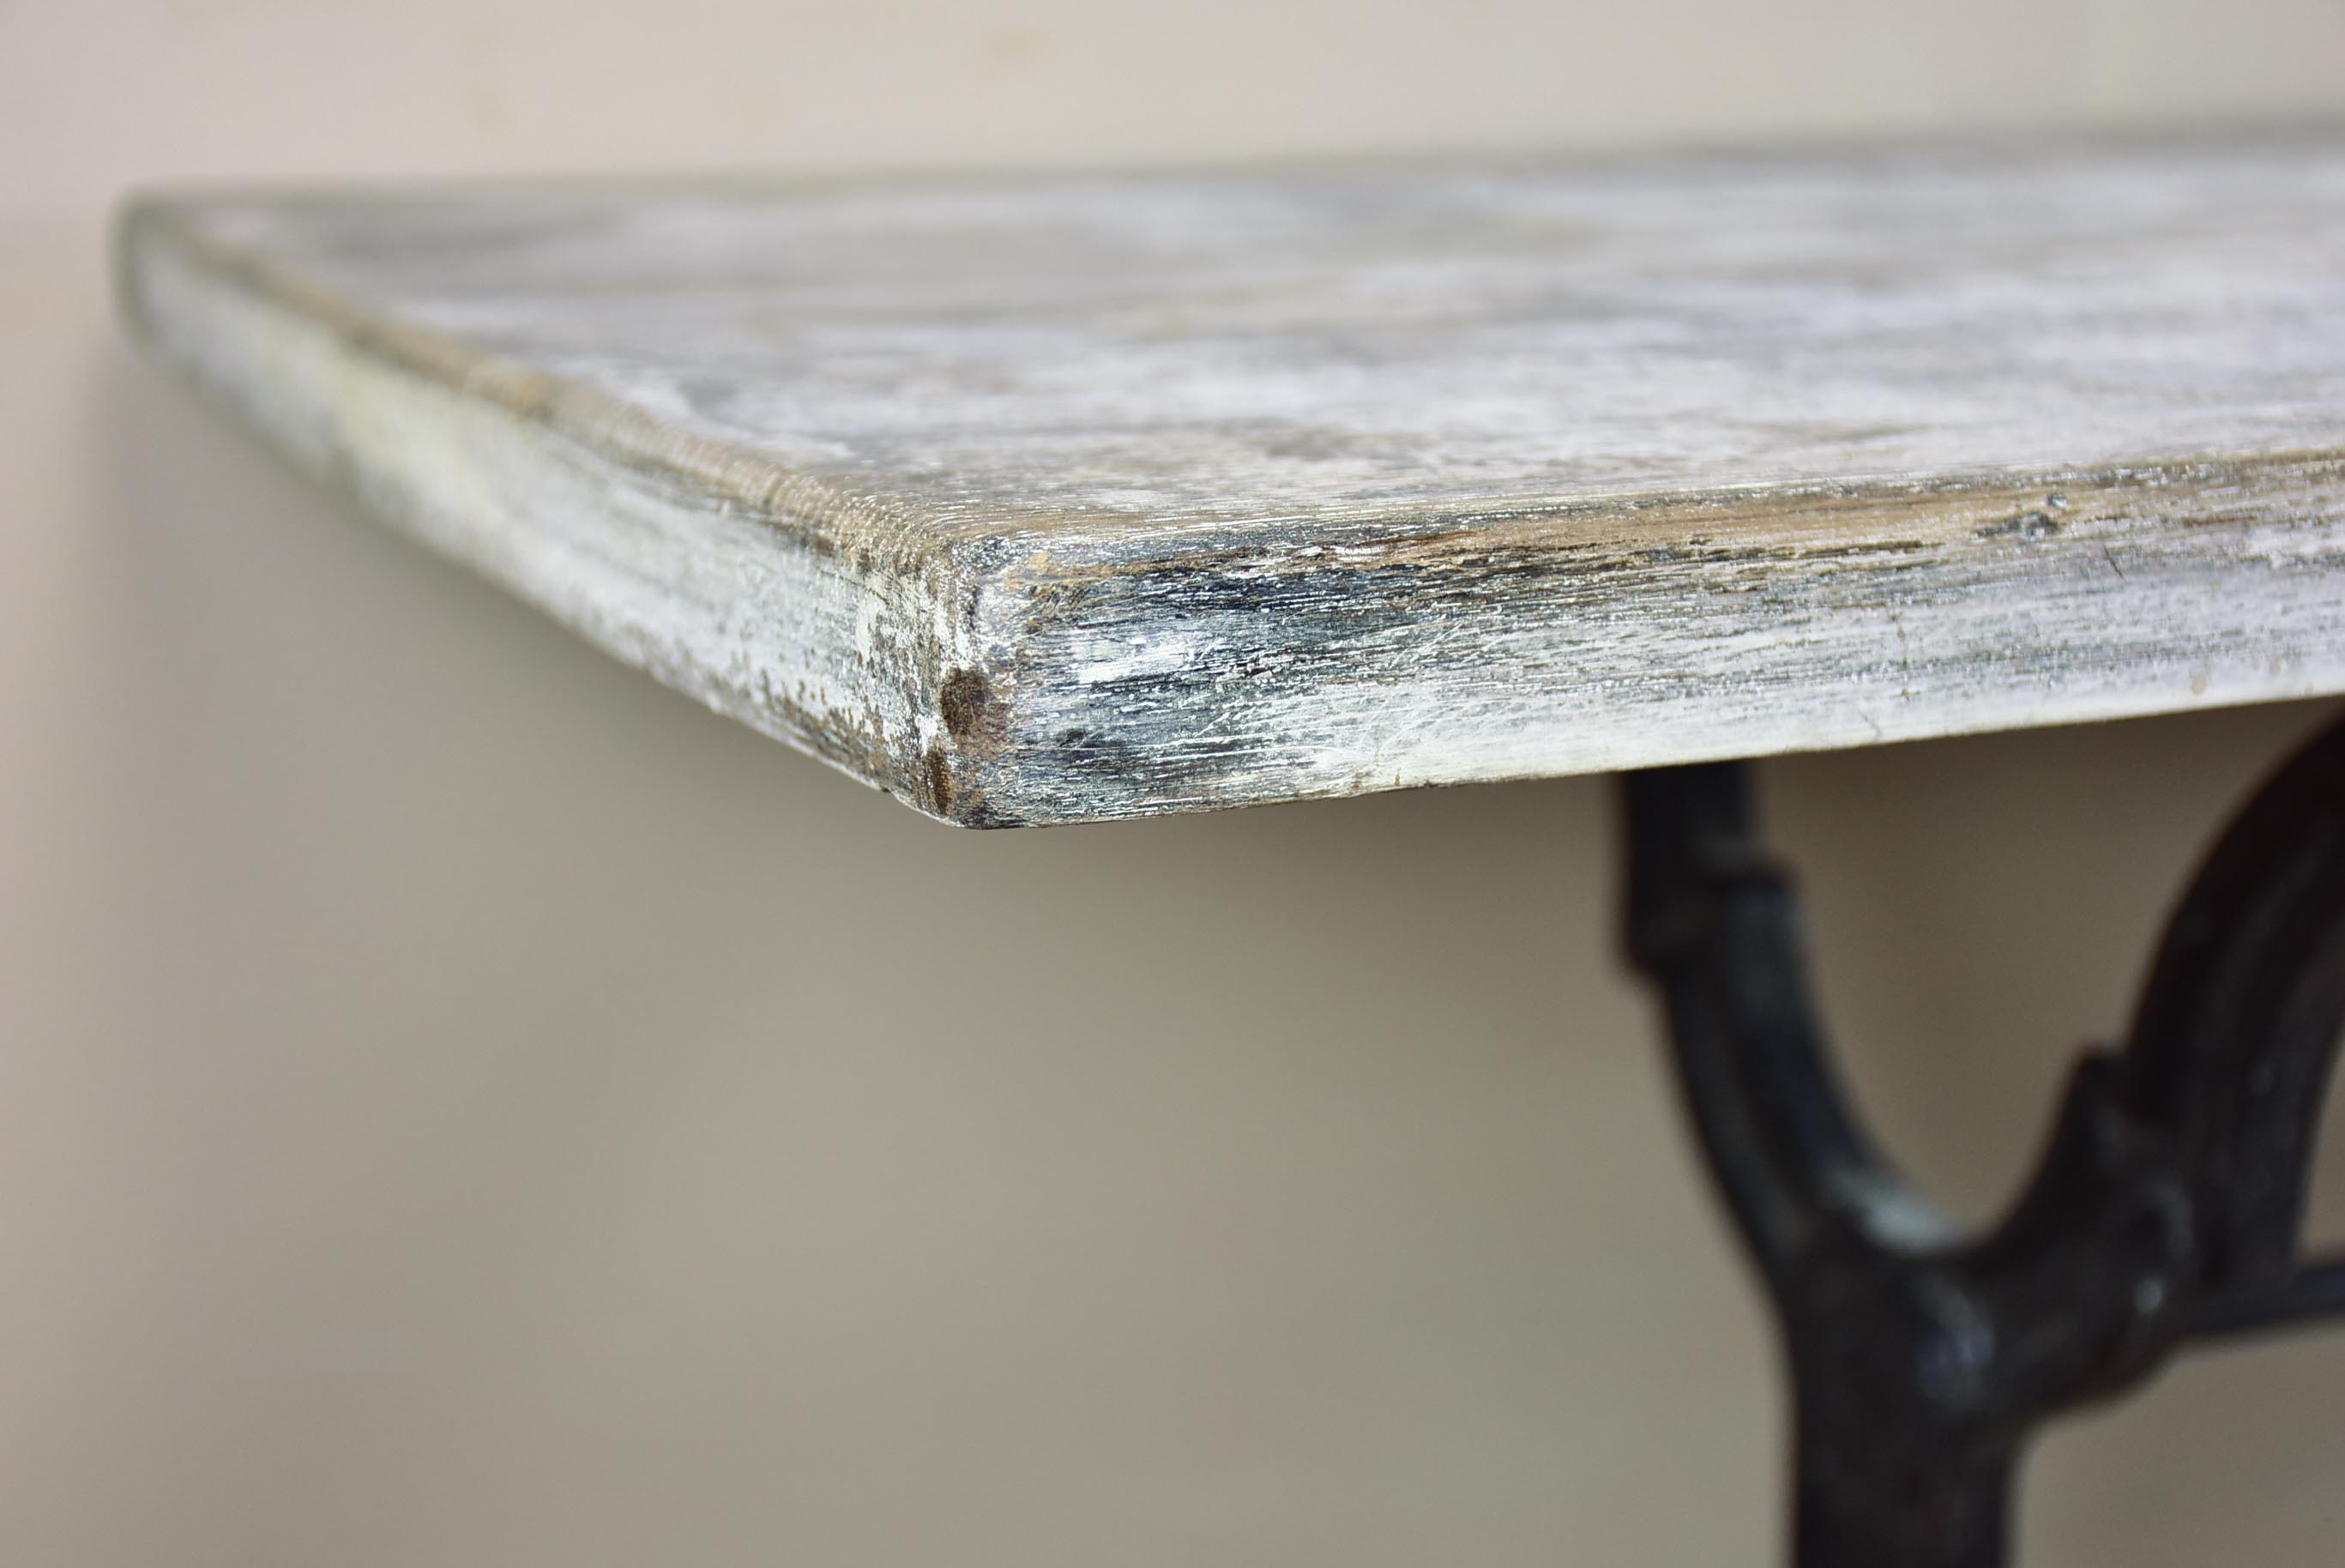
118;140;2345;825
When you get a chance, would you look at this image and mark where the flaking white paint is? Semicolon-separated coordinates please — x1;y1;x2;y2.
117;139;2345;825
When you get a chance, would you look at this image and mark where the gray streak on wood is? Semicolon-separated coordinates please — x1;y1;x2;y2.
116;139;2345;825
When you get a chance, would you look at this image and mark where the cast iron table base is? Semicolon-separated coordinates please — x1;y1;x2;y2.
1623;715;2345;1567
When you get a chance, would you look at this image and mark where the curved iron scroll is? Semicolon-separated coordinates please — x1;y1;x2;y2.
1622;716;2345;1568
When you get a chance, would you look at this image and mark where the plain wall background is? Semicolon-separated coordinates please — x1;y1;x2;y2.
8;3;2345;1563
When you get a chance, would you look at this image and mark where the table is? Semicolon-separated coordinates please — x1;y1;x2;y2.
118;137;2345;1567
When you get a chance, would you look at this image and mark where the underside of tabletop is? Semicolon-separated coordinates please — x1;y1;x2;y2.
118;137;2345;824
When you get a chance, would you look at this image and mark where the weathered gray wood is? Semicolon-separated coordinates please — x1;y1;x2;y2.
117;139;2345;826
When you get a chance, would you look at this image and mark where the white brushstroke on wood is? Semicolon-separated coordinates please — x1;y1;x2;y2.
117;139;2345;825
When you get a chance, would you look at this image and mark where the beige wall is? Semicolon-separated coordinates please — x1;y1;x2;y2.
8;4;2345;1564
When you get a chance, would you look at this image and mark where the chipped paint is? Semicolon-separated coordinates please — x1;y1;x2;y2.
114;140;2345;826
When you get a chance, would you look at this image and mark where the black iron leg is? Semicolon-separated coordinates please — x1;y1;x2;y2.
1622;716;2345;1568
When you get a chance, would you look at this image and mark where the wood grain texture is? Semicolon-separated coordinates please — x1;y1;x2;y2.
117;139;2345;825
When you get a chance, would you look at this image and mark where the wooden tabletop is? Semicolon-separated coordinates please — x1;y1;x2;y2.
119;138;2345;825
